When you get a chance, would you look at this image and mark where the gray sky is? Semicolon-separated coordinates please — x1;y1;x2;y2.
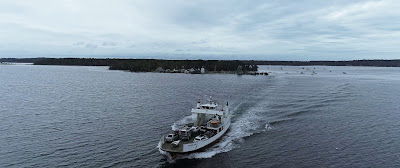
1;0;399;60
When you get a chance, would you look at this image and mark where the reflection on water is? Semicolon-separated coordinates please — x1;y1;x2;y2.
1;65;399;167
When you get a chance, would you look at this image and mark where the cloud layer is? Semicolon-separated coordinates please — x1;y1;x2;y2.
0;0;399;60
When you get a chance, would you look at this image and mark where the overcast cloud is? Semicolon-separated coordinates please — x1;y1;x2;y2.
0;0;399;60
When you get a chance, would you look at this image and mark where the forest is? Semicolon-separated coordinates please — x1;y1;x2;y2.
30;58;258;72
2;58;400;72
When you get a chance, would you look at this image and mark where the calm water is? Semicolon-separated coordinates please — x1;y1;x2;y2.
1;64;399;167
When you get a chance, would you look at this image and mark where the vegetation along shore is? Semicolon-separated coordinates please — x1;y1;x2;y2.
1;58;400;74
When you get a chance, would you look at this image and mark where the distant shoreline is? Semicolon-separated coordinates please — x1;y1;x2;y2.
1;58;399;73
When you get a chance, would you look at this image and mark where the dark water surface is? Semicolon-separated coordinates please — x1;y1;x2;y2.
1;65;399;167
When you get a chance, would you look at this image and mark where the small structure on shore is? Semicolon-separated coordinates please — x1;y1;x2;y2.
156;67;164;72
237;65;244;75
153;64;266;75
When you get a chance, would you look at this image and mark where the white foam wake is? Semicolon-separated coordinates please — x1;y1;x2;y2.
263;123;273;131
157;141;175;163
186;108;266;160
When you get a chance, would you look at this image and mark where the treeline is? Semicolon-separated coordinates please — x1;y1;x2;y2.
108;59;258;72
32;58;258;72
34;58;114;66
4;58;400;69
249;60;400;67
0;58;44;63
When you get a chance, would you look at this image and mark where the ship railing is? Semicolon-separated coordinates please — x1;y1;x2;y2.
206;123;222;130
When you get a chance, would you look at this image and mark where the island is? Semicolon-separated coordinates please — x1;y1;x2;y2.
30;58;260;75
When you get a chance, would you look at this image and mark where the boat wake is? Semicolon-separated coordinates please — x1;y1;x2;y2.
157;142;176;163
159;80;284;162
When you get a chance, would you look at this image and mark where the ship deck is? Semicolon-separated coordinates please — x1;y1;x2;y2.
161;137;195;153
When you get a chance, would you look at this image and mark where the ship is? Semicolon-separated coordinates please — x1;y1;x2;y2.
159;97;231;154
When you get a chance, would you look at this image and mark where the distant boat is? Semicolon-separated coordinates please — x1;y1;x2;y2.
342;72;347;74
311;71;317;75
159;97;231;154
